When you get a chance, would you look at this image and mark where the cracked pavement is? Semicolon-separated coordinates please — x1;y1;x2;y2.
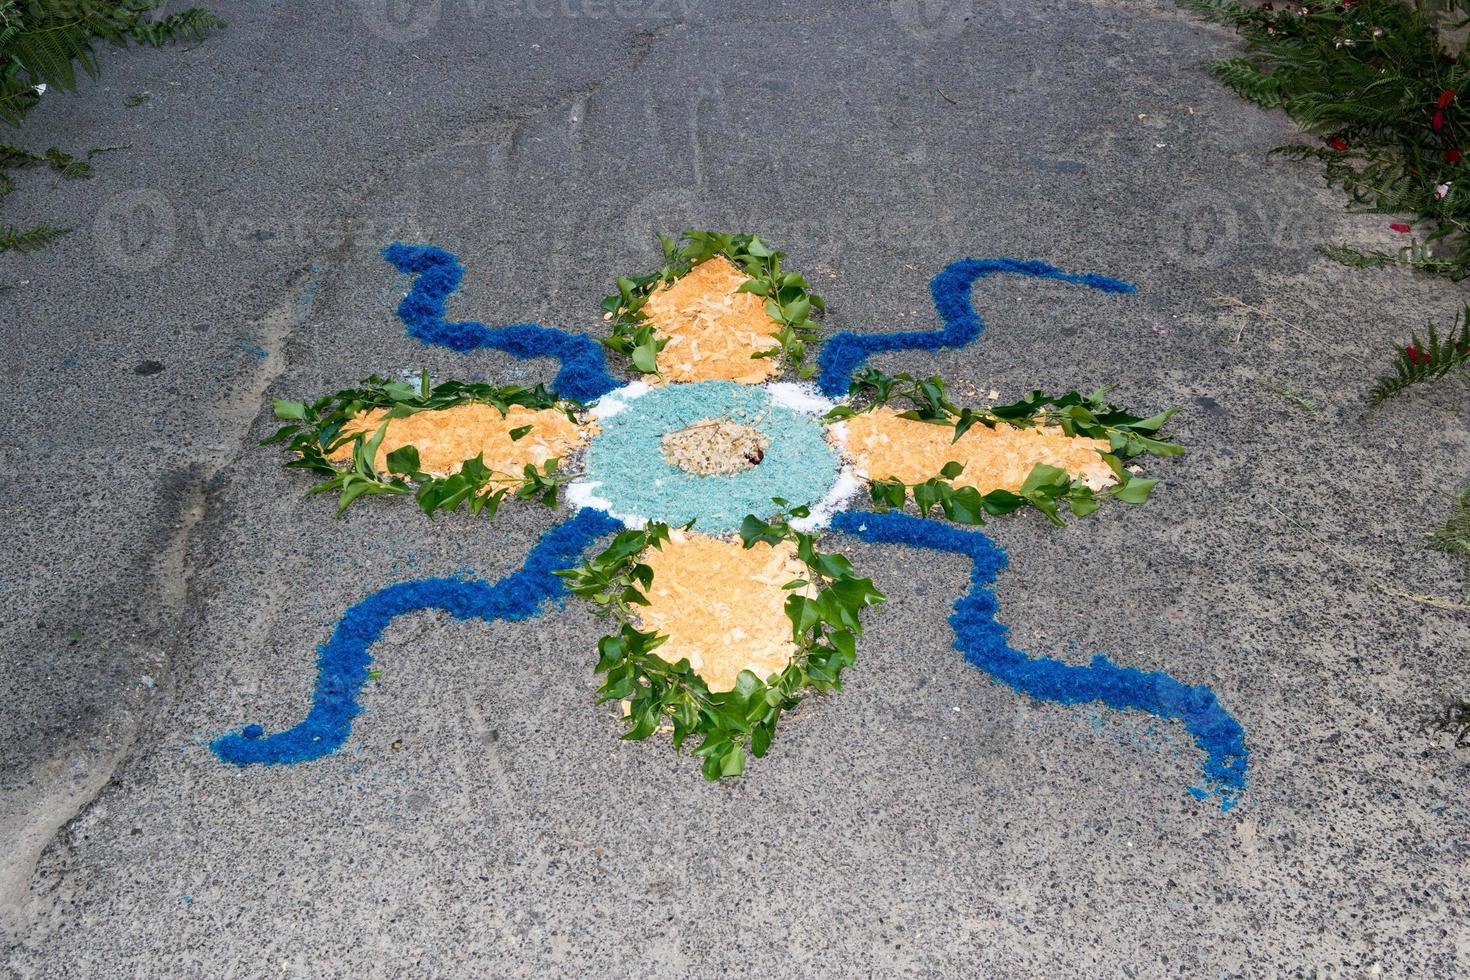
1;0;1467;975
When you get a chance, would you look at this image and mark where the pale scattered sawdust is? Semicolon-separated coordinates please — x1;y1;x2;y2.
639;255;781;383
636;530;812;692
328;403;593;479
840;407;1118;493
660;418;769;475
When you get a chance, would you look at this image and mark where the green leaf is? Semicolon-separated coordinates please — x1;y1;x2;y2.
1112;477;1159;504
751;723;773;758
1120;408;1176;434
719;743;746;777
508;425;533;441
385;444;421;476
1020;463;1070;497
1068;490;1101;517
980;489;1026;516
273;399;308;420
336;479;386;516
940;486;987;524
631;340;660;374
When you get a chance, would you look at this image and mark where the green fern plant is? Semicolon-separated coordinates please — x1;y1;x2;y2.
0;1;224;127
0;223;67;251
0;142;126;252
1429;486;1470;595
0;2;221;257
1368;307;1470;403
1186;0;1470;279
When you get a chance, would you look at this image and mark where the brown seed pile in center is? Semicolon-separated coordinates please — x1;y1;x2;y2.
660;418;770;476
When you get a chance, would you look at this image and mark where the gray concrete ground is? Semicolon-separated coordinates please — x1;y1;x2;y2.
1;0;1467;975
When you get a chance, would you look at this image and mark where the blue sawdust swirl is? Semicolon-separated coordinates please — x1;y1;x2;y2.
383;243;621;402
212;509;622;766
581;381;840;533
816;258;1136;396
831;510;1248;808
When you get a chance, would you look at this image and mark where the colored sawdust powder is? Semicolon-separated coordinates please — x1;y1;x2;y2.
636;530;810;692
640;255;781;383
329;403;591;478
574;381;841;532
660;418;769;475
841;408;1117;492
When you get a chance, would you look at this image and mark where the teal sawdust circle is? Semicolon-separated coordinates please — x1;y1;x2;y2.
579;381;840;532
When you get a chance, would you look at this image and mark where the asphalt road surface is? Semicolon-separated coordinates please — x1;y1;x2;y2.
2;0;1466;975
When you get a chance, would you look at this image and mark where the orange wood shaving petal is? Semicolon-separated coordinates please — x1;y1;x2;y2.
840;407;1118;493
327;403;593;479
639;255;781;383
636;530;810;693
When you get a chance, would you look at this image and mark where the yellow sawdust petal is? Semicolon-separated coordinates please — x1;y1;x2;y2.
840;407;1118;493
327;403;593;479
639;255;781;384
636;530;811;693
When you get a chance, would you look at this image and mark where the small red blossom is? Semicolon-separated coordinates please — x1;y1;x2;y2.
1328;136;1349;152
1433;110;1446;133
1406;345;1430;365
1390;223;1412;233
1447;147;1464;165
1440;89;1457;110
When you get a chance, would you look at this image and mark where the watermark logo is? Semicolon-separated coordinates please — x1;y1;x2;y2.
889;0;973;43
93;189;177;272
356;0;443;42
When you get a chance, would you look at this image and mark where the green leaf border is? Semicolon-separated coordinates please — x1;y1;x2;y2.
262;372;582;518
601;230;826;380
556;502;884;779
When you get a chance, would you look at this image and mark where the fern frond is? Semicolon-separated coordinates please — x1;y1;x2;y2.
0;143;43;168
0;224;69;252
0;78;43;128
1368;308;1470;404
1429;487;1470;561
1316;242;1399;269
1181;0;1263;24
6;20;99;92
1316;242;1470;279
124;9;225;47
1209;58;1287;107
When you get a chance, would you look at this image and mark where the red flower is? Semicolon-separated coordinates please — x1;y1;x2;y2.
1406;345;1430;364
1328;136;1349;152
1440;89;1457;110
1433;110;1446;133
1390;223;1411;233
1447;147;1464;165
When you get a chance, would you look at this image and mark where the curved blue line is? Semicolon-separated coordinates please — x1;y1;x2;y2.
213;509;623;766
816;258;1137;396
831;511;1248;807
382;243;622;402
